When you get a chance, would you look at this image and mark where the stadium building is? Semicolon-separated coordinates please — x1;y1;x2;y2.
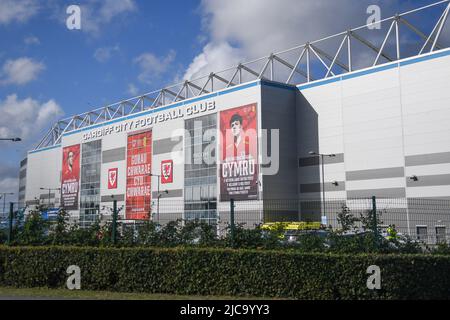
20;1;450;239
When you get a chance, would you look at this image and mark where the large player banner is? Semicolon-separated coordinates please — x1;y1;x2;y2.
220;103;258;201
61;144;80;210
126;131;152;220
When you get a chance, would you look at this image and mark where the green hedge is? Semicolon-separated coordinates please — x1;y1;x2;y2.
0;245;449;299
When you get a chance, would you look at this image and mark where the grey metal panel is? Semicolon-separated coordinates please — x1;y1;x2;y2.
152;189;183;198
153;136;183;155
40;193;55;199
20;158;27;167
347;188;406;198
346;167;405;181
299;157;319;167
406;174;450;187
405;152;450;167
26;200;39;205
102;147;126;163
300;181;345;193
101;194;125;202
299;153;344;167
408;196;450;201
19;170;27;179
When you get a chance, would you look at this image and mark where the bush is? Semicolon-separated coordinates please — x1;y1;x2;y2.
0;246;449;299
14;211;49;246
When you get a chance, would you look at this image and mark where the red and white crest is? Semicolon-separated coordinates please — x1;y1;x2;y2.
161;160;173;184
108;168;118;189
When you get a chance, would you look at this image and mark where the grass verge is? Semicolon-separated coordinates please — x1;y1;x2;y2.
0;286;274;300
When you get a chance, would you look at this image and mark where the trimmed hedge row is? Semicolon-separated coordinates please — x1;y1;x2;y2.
0;245;449;299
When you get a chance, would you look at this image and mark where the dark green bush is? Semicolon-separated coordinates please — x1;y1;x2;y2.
0;246;449;299
0;207;444;255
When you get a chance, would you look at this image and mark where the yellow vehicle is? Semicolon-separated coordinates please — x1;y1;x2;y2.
261;221;322;232
261;222;323;240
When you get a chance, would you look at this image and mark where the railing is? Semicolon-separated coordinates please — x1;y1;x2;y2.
6;197;450;245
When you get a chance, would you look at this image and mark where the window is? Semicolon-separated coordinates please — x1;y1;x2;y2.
79;140;102;227
184;114;217;225
416;226;428;242
436;226;446;244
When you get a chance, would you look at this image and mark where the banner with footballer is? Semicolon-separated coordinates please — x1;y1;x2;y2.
61;144;80;210
220;103;258;201
126;131;152;220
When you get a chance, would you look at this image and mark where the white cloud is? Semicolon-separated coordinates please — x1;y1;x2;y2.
183;0;399;80
99;0;136;22
0;177;19;198
0;95;63;197
81;0;137;34
24;35;40;46
183;42;243;82
0;163;19;197
0;94;63;140
94;45;120;63
134;50;176;84
1;57;45;85
0;0;39;25
127;83;139;96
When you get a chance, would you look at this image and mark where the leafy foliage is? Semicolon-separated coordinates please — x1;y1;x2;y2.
0;206;441;255
0;246;449;299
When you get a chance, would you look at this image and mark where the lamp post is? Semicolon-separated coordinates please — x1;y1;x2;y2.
308;151;336;218
1;193;14;219
39;187;61;209
0;138;21;142
149;173;161;223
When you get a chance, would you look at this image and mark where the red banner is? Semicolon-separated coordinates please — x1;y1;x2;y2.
220;103;258;201
161;160;173;184
61;144;80;210
126;131;152;220
108;168;118;189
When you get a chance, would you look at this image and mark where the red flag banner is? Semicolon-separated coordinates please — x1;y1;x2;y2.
220;103;258;201
61;144;80;210
126;131;152;220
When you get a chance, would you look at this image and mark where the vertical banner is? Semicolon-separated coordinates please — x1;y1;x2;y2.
161;160;173;184
108;168;118;189
220;103;258;201
61;144;80;210
126;131;152;220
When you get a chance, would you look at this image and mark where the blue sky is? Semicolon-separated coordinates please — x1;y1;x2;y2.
0;0;446;196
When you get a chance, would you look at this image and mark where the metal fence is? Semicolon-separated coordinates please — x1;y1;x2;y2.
2;197;450;245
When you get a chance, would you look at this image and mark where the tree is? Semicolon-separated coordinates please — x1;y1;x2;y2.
336;205;360;233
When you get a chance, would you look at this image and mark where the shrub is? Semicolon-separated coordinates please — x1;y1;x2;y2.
0;246;449;299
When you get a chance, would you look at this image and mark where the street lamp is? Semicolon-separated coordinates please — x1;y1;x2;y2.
308;151;336;217
148;173;168;223
0;193;14;219
40;187;61;209
0;137;21;142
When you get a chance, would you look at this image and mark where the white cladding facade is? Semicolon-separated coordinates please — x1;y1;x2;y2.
23;48;450;236
24;80;299;230
298;49;450;201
